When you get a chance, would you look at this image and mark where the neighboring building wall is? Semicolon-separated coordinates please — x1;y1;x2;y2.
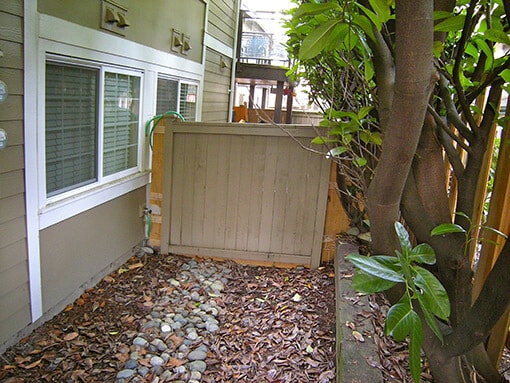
202;48;233;122
0;0;32;349
202;0;239;122
40;188;144;314
207;0;238;47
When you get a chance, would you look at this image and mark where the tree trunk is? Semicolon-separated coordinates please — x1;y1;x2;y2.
367;0;435;255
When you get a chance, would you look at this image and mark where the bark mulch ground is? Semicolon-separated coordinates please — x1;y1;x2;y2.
0;255;336;383
1;253;507;382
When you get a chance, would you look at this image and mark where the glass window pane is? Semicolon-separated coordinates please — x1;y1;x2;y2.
45;62;98;196
103;72;140;176
156;78;179;115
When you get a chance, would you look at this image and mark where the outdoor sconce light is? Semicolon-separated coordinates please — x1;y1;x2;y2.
173;35;183;49
220;57;229;70
183;39;192;53
117;13;130;28
101;0;129;35
105;7;119;24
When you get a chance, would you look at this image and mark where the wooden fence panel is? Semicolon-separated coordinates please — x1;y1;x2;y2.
159;122;331;267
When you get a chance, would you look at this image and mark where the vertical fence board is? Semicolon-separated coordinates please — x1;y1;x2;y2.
269;138;291;255
203;135;220;248
212;135;230;249
224;136;242;249
258;138;279;253
246;137;267;251
235;137;254;250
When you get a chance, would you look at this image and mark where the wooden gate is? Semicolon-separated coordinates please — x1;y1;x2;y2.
153;121;331;268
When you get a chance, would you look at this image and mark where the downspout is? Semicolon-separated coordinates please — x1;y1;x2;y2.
228;0;242;122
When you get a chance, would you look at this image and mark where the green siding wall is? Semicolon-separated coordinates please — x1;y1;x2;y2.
0;0;31;350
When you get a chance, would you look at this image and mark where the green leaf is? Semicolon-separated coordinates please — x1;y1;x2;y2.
414;266;450;320
434;14;465;32
358;106;374;119
293;2;339;18
395;221;411;251
385;301;416;341
480;225;508;239
368;0;391;23
474;38;494;71
409;243;436;265
368;255;401;270
354;157;368;167
327;146;349;157
346;254;405;282
416;294;444;342
352;270;396;293
370;131;382;145
299;20;347;60
353;14;377;42
409;317;423;383
431;223;466;236
433;10;454;20
358;4;382;28
484;28;510;45
500;69;510;83
311;136;339;144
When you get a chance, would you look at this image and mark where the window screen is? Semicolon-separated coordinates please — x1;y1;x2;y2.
45;63;98;196
179;83;198;121
103;72;140;176
156;78;178;115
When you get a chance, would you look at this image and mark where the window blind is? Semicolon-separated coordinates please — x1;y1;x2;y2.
103;72;140;176
45;63;98;196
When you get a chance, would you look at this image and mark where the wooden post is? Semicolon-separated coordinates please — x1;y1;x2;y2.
285;85;294;124
261;87;268;109
472;98;510;367
148;124;166;249
321;162;350;263
273;80;284;123
249;83;255;109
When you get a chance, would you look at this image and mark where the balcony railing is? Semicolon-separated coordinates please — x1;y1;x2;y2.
239;10;290;67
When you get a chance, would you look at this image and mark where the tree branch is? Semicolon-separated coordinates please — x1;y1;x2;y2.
438;73;475;142
427;104;471;153
445;238;510;357
451;0;480;133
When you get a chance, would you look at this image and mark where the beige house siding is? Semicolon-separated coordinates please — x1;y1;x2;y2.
207;0;238;47
40;188;145;314
38;0;206;64
0;0;31;348
202;47;232;122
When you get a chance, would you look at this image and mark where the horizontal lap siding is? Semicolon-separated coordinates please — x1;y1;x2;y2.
207;0;237;47
165;123;330;267
202;48;232;122
0;0;31;349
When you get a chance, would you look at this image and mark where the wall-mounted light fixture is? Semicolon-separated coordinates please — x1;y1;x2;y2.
101;0;129;36
171;29;192;56
220;57;229;70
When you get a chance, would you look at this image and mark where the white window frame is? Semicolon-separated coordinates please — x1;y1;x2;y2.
30;14;204;230
44;57;146;199
40;54;147;224
156;75;200;121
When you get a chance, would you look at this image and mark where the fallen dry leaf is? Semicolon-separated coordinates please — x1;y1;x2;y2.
63;332;79;341
352;330;365;342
